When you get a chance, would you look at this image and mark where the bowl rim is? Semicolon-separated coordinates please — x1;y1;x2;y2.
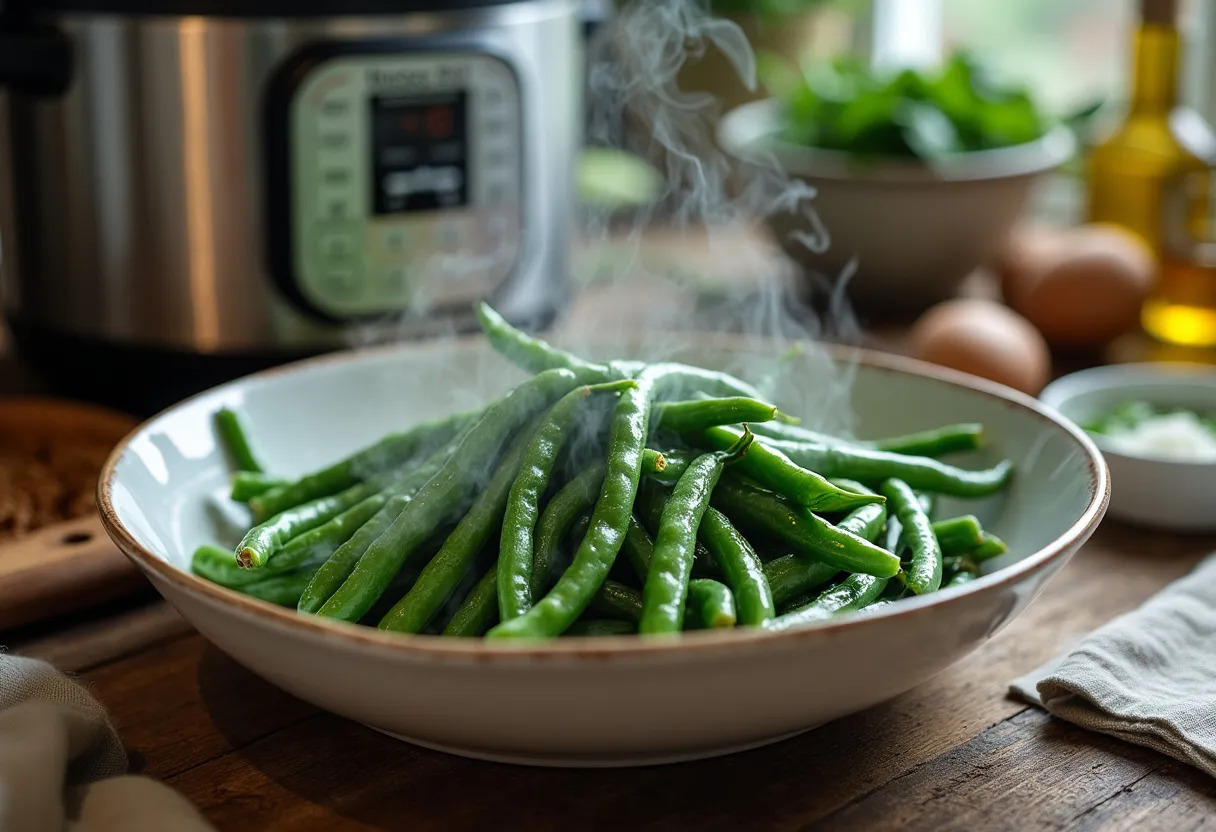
98;338;1110;662
717;98;1076;184
1040;362;1216;468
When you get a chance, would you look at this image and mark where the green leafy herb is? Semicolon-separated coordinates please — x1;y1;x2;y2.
763;51;1050;159
1084;401;1216;437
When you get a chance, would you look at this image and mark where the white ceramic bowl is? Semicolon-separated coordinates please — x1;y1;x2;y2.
1041;363;1216;532
99;340;1107;766
717;99;1075;313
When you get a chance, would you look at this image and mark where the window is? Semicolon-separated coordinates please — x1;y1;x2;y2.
868;0;1215;119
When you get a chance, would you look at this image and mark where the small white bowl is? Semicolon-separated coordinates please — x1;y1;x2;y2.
1041;363;1216;532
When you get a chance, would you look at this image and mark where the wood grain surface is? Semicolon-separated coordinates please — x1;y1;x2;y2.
65;521;1216;832
0;395;146;629
0;514;147;630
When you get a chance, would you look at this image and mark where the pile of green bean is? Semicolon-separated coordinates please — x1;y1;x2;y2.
191;303;1013;639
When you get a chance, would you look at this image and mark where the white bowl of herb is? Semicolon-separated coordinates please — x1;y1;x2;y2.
1041;363;1216;532
717;52;1076;314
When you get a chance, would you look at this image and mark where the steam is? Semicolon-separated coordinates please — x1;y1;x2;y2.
576;0;860;436
347;0;862;438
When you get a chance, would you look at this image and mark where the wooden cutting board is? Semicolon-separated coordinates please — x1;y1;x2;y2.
0;513;148;630
0;397;148;631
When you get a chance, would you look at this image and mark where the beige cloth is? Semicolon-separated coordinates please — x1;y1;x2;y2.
0;653;215;832
1010;552;1216;778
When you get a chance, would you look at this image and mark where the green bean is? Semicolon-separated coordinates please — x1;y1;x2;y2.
881;478;942;595
249;409;480;521
972;532;1008;561
319;369;591;623
617;508;736;627
757;437;1013;498
698;426;883;513
588;580;644;622
298;493;409;614
931;515;984;556
230;472;287;502
635;472;721;579
651;363;765;400
652;451;901;578
884;516;903;554
192;545;268;588
917;491;935;517
722;478;898;577
532;465;606;596
640;431;751;635
241;569;316;607
643;452;785;578
378;426;536;633
695;509;774;625
690;391;799;424
860;598;898;613
752;422;984;458
498;380;635;621
488;365;667;639
443;565;500;637
874;424;984;457
566;619;636;637
763;556;838;608
268;493;388;573
566;512;592;551
760;486;885;607
215;407;265;473
236;480;381;568
295;434;464;613
763;573;889;631
478;307;765;401
438;565;648;636
477;302;609;377
653;397;777;433
619;516;656;582
945;570;977;587
839;495;888;542
641;448;668;478
778;592;815;615
687;579;737;629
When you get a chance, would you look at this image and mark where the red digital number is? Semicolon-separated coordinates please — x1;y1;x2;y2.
426;106;453;139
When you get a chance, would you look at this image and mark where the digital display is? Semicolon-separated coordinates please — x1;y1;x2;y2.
371;92;469;215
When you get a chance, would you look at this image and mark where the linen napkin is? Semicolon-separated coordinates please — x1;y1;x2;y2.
0;653;215;832
1010;552;1216;777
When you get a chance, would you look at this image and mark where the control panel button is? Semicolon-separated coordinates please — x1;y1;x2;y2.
319;194;353;220
320;97;351;118
319;232;354;259
323;268;362;297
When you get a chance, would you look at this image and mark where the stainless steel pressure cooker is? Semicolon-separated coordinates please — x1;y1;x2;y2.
0;0;584;411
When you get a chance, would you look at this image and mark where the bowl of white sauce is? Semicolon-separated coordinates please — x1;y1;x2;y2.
1041;363;1216;532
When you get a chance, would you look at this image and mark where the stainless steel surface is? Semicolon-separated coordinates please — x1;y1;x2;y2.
0;0;578;352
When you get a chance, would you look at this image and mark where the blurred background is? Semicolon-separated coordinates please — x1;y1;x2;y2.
0;0;1213;405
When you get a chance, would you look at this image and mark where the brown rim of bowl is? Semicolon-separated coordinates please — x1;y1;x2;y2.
97;338;1110;663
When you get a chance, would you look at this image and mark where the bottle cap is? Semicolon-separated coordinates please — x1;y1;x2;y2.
1141;0;1178;24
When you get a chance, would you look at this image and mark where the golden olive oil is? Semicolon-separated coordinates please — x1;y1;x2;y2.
1085;0;1216;346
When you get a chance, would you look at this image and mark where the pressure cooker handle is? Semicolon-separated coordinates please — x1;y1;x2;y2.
0;23;73;96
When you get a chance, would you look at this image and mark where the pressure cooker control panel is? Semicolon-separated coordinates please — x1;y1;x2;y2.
272;48;523;321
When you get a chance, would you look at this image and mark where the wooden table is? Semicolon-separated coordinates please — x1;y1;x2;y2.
9;520;1213;830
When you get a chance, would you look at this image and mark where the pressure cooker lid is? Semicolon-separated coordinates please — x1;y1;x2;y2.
5;0;532;16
